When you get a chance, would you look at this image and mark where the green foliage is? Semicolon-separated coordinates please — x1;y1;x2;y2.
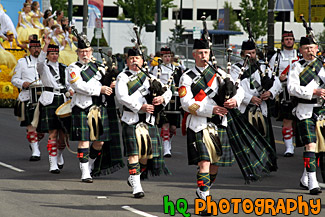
169;24;185;43
239;0;268;40
50;0;77;17
213;1;240;31
114;0;175;34
317;30;325;50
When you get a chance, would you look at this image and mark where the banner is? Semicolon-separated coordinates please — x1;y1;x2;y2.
88;0;104;28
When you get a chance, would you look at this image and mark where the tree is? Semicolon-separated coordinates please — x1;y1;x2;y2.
114;0;175;34
239;0;268;40
51;0;77;17
213;1;240;31
169;24;185;43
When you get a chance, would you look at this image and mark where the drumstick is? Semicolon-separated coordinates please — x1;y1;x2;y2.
29;79;40;85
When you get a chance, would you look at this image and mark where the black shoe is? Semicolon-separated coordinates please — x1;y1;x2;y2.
199;209;212;216
300;181;309;190
310;187;322;195
50;169;60;174
58;164;64;169
284;153;294;157
164;154;171;158
82;178;93;183
134;192;145;198
29;156;40;161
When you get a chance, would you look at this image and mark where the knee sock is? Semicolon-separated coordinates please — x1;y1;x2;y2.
47;139;57;157
128;162;140;175
304;152;316;172
78;148;89;163
209;173;218;186
161;127;170;141
140;162;147;173
27;131;38;143
197;172;210;192
89;144;102;160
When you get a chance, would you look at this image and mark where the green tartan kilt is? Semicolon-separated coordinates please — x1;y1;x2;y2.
70;105;110;141
37;95;65;133
122;121;170;177
186;126;234;166
226;109;277;182
158;112;181;128
244;105;276;153
92;103;125;176
20;101;36;127
295;107;325;147
122;122;160;157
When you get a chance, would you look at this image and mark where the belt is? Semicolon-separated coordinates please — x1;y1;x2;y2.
297;98;318;104
44;87;66;94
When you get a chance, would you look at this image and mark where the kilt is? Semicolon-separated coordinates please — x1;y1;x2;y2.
122;121;170;177
158;112;181;128
70;105;110;141
244;105;276;153
295;107;325;147
186;126;235;167
227;109;277;182
92;97;125;176
37;95;64;133
20;101;36;127
122;123;160;157
277;101;295;121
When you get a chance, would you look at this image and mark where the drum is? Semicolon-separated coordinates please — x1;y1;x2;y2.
55;100;72;134
165;92;181;114
29;84;44;105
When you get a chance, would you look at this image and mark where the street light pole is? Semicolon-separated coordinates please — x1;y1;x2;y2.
68;0;72;24
268;0;275;52
156;0;161;42
83;0;88;34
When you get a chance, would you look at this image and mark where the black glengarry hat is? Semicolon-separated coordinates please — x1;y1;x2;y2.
29;34;41;47
160;46;171;55
128;47;141;57
241;40;255;50
47;44;59;53
300;36;317;46
77;33;91;49
282;30;294;38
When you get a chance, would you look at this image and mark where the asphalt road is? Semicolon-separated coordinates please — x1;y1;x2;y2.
0;108;324;217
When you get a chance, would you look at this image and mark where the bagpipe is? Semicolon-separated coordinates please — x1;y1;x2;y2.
245;18;275;93
131;26;166;120
98;48;120;86
71;26;117;87
200;15;237;106
300;14;325;66
273;49;281;77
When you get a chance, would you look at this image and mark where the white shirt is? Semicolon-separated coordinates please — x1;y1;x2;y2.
116;69;172;126
11;55;42;101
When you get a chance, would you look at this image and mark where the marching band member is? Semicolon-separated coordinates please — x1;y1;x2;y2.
115;48;172;198
269;30;298;157
230;40;282;159
179;36;244;215
150;47;182;157
36;36;72;174
67;33;112;183
287;36;323;195
11;37;43;161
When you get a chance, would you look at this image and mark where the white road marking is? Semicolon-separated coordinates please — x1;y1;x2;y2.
122;206;158;217
0;161;25;172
